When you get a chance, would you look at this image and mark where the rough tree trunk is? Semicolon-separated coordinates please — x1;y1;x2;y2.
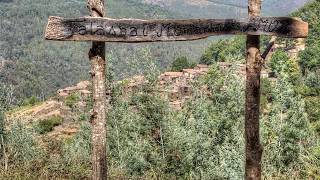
87;0;107;179
245;0;263;179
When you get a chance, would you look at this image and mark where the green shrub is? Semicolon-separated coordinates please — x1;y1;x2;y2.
35;116;63;134
261;78;273;110
305;97;320;123
295;84;318;97
312;121;320;135
299;45;320;74
305;71;320;96
78;113;88;121
199;37;245;65
130;93;168;133
108;94;167;177
165;69;245;179
302;146;320;179
22;96;39;106
262;76;311;178
202;64;225;94
65;93;80;109
171;56;195;72
61;123;91;179
5;121;44;167
270;50;301;83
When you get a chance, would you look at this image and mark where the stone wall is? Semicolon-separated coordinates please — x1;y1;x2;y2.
57;63;271;110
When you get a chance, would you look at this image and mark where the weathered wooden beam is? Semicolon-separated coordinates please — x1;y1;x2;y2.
245;0;263;179
87;0;107;179
45;16;308;42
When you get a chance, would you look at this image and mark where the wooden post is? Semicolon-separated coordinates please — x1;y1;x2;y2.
87;0;107;179
245;0;263;179
44;2;308;179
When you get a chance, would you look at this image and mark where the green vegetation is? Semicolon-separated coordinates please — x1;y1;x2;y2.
0;112;3;134
0;0;208;105
3;60;317;178
299;45;320;73
0;122;44;179
171;56;196;72
200;37;245;65
156;0;309;19
65;93;81;109
21;96;39;106
270;49;301;83
262;76;311;177
0;0;319;179
35;116;63;134
61;124;92;179
260;78;273;110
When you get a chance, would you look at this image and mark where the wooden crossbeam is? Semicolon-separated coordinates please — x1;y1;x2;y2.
45;16;308;42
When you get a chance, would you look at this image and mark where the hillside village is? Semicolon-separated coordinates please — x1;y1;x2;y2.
4;36;306;143
3;63;253;141
0;0;319;179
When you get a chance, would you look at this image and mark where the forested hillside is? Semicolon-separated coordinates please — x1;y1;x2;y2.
0;0;310;107
0;0;319;179
143;0;312;18
0;0;208;105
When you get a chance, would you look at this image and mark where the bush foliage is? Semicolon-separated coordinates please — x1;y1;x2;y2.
1;0;320;179
35;116;63;134
171;56;196;72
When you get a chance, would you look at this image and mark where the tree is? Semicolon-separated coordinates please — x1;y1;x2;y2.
262;76;311;178
199;38;245;65
299;45;320;74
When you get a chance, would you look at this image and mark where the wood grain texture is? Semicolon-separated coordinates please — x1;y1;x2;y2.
87;0;107;180
245;0;263;179
45;16;308;42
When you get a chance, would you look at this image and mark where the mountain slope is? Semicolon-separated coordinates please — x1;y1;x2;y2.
2;1;319;179
143;0;312;18
0;0;311;105
0;0;207;104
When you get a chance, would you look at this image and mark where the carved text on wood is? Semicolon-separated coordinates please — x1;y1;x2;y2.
45;16;308;42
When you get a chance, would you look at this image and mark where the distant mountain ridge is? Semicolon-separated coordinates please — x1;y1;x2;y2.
143;0;312;18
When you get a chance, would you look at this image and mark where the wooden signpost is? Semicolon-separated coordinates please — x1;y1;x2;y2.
44;0;308;179
45;16;308;42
